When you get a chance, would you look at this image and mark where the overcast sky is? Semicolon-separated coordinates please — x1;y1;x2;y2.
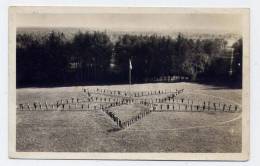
17;13;244;34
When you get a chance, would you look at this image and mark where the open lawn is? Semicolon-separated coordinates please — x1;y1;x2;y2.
16;82;242;152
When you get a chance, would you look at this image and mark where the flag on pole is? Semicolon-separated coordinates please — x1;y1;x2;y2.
129;59;132;70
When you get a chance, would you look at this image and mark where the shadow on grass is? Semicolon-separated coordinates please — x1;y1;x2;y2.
17;81;184;89
107;128;122;133
196;80;242;90
17;80;242;90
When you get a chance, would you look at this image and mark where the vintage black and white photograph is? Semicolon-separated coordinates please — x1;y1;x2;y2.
9;7;250;160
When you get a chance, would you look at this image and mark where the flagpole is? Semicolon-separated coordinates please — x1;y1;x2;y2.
129;59;132;98
129;66;131;95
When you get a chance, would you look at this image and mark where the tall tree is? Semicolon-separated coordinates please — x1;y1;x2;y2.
232;38;242;85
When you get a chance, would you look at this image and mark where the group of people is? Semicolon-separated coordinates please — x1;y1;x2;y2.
121;109;152;128
19;87;240;115
17;88;185;112
83;88;184;98
101;108;123;128
150;101;239;112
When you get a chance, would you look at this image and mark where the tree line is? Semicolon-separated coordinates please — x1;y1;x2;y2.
16;30;242;87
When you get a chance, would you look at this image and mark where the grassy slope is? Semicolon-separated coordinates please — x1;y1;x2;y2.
16;82;242;152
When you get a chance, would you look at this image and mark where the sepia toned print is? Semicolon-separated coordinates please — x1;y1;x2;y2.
9;7;250;160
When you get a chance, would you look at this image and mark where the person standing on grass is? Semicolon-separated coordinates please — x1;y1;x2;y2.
223;104;226;111
33;102;37;110
39;102;42;110
45;102;48;110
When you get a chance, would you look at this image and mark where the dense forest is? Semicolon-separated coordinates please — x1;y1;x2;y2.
16;30;242;87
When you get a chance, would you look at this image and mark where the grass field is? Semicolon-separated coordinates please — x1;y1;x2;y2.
16;82;242;152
